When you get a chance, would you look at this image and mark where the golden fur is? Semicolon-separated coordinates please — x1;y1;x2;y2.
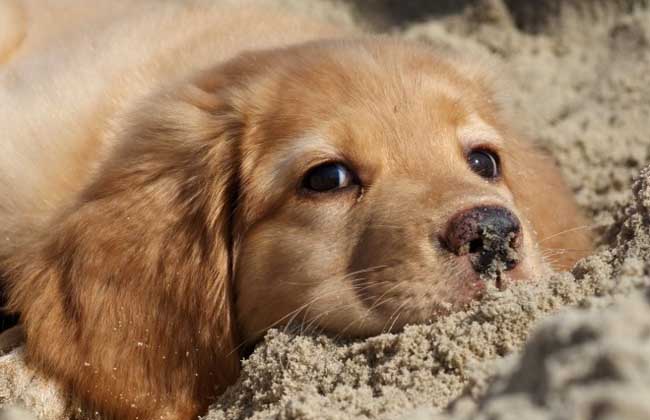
0;1;592;419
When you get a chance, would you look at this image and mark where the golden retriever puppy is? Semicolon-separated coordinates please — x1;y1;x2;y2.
0;0;592;419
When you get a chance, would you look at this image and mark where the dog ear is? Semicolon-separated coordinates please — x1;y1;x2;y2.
503;138;593;271
3;80;244;419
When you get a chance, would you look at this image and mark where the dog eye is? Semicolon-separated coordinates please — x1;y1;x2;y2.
302;162;355;192
467;150;500;179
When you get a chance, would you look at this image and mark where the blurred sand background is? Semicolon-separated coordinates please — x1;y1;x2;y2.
2;0;650;419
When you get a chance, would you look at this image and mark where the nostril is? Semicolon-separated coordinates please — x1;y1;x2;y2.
468;238;483;254
509;232;519;250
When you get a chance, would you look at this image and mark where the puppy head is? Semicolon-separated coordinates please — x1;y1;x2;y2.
5;37;590;418
225;38;592;340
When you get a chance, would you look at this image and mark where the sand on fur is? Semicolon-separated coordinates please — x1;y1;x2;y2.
2;1;650;419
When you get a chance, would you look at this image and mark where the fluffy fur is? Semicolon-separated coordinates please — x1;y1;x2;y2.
0;1;592;419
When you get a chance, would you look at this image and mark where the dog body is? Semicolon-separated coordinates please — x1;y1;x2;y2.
0;1;591;419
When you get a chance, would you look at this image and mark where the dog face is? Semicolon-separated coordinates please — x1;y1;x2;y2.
229;38;590;341
5;37;591;419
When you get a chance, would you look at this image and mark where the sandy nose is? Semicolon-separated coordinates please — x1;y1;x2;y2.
441;206;522;274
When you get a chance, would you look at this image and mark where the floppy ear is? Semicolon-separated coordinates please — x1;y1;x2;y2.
503;138;593;271
3;81;243;419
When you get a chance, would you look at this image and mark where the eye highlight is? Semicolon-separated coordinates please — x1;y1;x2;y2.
467;149;500;179
302;162;357;193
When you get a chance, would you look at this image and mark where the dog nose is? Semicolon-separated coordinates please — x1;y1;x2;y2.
442;206;522;274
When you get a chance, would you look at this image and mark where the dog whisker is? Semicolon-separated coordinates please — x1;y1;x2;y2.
381;300;409;334
275;265;391;287
251;268;395;339
538;223;602;244
295;273;406;336
331;283;407;339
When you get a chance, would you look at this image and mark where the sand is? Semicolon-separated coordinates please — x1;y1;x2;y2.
2;1;650;419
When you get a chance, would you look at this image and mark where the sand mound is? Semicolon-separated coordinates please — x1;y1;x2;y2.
2;1;650;419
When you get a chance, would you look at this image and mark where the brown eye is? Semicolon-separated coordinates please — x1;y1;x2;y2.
302;162;356;192
468;150;500;179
